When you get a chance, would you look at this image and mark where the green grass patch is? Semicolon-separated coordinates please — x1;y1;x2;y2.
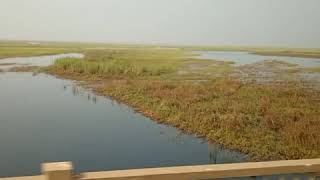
48;49;189;78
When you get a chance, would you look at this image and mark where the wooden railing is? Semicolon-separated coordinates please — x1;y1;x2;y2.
1;159;320;180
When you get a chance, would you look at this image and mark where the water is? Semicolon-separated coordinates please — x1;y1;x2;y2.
0;55;248;178
194;51;320;67
0;53;84;71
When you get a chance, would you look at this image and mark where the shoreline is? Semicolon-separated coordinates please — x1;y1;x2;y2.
46;70;253;161
45;70;319;161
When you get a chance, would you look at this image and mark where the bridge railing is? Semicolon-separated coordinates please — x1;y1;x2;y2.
1;159;320;180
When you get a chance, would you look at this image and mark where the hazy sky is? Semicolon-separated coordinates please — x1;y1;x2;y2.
1;0;319;47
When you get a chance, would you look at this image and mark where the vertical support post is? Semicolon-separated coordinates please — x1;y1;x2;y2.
315;173;320;180
308;172;320;180
42;162;73;180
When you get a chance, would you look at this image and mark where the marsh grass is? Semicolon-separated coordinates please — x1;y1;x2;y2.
49;49;188;77
36;46;320;160
104;79;320;160
52;57;174;77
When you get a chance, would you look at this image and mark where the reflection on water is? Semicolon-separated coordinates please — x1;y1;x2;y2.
208;143;221;164
207;143;247;165
62;84;98;104
194;51;320;67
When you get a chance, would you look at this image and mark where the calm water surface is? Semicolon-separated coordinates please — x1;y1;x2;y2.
0;53;83;71
194;51;320;67
0;55;247;177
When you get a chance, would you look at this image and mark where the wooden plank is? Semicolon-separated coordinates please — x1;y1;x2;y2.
42;162;73;180
0;175;45;180
81;159;320;180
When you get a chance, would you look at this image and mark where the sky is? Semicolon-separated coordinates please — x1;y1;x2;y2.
0;0;319;48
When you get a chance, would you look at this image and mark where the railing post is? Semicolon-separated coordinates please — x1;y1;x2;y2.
308;172;320;180
314;172;320;180
42;162;74;180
